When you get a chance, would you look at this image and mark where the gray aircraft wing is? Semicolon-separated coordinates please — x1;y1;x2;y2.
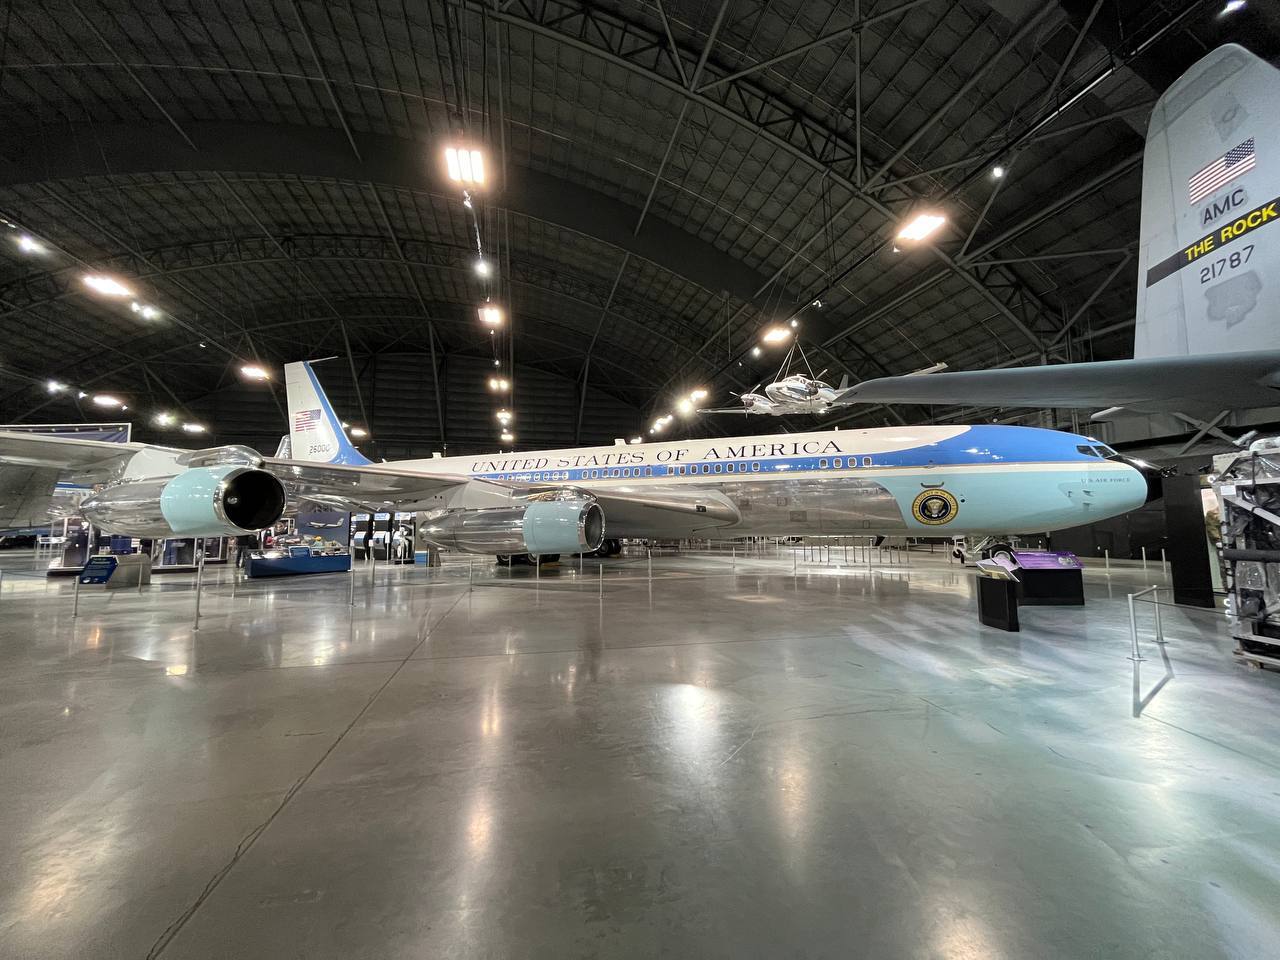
0;429;157;533
268;459;741;536
833;351;1280;415
697;406;754;415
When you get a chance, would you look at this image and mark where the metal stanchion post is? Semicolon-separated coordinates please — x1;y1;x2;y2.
72;570;81;618
536;556;541;580
193;550;205;631
732;546;736;573
1126;591;1144;662
469;559;474;592
1152;586;1166;644
349;563;356;606
598;562;603;598
1104;549;1110;573
647;547;652;581
1141;546;1148;571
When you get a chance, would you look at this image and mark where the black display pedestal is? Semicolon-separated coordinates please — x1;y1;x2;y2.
1016;568;1085;605
978;576;1020;631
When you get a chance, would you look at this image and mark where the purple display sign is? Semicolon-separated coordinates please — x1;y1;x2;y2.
1012;550;1082;570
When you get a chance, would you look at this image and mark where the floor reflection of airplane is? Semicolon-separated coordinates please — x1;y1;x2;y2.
835;45;1280;420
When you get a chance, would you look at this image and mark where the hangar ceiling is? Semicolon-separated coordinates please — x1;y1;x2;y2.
0;0;1275;456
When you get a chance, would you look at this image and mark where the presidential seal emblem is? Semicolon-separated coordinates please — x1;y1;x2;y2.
912;488;958;525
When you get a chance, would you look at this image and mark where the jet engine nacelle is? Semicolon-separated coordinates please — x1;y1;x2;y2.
80;466;287;538
420;496;605;556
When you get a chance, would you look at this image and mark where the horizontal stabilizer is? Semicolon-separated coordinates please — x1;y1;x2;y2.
834;351;1280;415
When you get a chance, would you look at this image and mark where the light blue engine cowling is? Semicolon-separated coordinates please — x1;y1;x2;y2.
420;496;605;556
80;466;287;537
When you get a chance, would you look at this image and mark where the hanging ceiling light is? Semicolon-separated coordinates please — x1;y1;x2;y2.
896;212;946;243
761;327;791;344
478;305;503;325
239;364;270;381
82;275;133;297
444;146;486;186
181;422;206;434
91;394;122;408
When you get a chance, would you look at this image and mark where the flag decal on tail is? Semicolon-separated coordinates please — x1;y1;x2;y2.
294;408;321;432
1188;138;1255;204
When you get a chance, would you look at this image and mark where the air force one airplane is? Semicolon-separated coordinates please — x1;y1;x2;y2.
0;358;1160;562
835;44;1280;418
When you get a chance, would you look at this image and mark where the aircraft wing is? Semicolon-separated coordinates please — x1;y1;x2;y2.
0;430;155;533
0;429;149;474
697;407;754;415
267;459;741;536
833;352;1280;415
584;486;740;537
262;458;505;510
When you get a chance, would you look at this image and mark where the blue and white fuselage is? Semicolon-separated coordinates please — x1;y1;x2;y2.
393;424;1152;538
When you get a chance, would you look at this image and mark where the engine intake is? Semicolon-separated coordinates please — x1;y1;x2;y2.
420;496;604;556
81;466;286;537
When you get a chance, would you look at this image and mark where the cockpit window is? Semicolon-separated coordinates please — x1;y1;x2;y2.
1076;445;1101;458
1094;445;1117;457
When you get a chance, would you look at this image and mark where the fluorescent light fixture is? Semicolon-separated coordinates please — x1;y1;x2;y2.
478;305;503;325
751;346;762;357
444;146;485;185
82;274;134;297
17;235;45;254
181;422;206;434
488;376;510;391
153;411;176;426
350;427;368;438
789;318;799;328
475;259;491;277
500;431;514;442
761;327;791;344
689;388;708;402
239;364;270;381
676;398;694;415
1220;0;1245;13
992;165;1006;179
130;301;160;319
46;380;67;394
91;394;122;408
896;212;946;242
496;409;512;424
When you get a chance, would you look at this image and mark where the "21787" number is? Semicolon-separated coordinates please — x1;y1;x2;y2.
1199;244;1253;284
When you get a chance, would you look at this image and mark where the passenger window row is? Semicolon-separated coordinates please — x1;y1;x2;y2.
491;457;877;481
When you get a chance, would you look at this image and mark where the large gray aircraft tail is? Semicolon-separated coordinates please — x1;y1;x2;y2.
1136;43;1279;359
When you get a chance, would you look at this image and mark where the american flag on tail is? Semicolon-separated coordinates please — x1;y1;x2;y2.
1188;138;1255;204
294;408;321;432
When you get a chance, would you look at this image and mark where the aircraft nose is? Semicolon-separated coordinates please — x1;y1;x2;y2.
1113;455;1166;503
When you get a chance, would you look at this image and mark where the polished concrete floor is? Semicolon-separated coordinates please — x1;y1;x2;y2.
1;545;1278;959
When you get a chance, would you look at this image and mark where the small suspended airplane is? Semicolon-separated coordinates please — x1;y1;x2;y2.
699;338;946;416
698;372;848;416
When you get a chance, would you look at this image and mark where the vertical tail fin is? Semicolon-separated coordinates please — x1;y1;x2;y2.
1136;44;1280;359
283;361;371;465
